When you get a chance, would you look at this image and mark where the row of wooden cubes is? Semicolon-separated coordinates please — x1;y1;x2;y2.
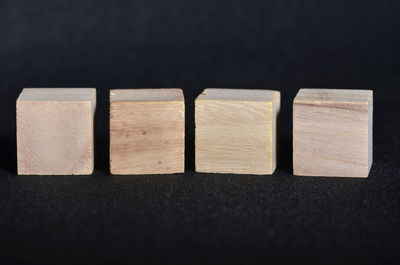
16;88;373;177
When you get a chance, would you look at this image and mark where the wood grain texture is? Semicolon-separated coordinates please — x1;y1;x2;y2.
109;89;185;175
17;88;96;175
195;88;280;175
293;88;373;178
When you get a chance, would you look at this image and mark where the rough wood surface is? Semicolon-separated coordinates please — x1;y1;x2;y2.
293;88;373;178
195;88;280;175
17;88;96;175
110;89;185;175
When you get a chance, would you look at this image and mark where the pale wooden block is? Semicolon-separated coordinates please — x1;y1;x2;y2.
293;88;373;178
17;88;96;175
195;88;280;175
109;89;185;175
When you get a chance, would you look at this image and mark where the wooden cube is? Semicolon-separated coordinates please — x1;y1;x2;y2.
109;89;185;175
195;88;280;175
293;88;373;178
17;88;96;175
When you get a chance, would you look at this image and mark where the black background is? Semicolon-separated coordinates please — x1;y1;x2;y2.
1;1;400;264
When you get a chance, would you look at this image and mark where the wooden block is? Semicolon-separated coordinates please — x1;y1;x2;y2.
293;88;373;178
195;88;280;175
17;88;96;175
109;89;185;175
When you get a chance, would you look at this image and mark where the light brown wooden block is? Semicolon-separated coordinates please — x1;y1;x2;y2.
293;88;373;178
109;89;185;175
17;88;96;175
195;88;280;175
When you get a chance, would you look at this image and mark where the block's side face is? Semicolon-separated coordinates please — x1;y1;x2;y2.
195;100;271;175
17;101;94;175
293;102;370;177
271;93;281;173
368;94;373;172
88;96;96;174
110;101;184;174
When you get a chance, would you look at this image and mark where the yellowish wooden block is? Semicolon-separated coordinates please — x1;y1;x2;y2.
17;88;96;175
109;89;185;175
293;88;373;178
195;88;280;175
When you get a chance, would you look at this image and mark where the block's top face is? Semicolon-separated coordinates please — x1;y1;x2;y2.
110;89;184;102
17;88;96;102
294;89;372;104
196;88;280;102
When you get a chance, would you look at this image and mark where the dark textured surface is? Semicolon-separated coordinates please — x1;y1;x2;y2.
1;1;400;264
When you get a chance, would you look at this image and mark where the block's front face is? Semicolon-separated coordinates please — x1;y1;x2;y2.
196;101;272;174
17;101;94;175
110;102;184;174
293;101;371;177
